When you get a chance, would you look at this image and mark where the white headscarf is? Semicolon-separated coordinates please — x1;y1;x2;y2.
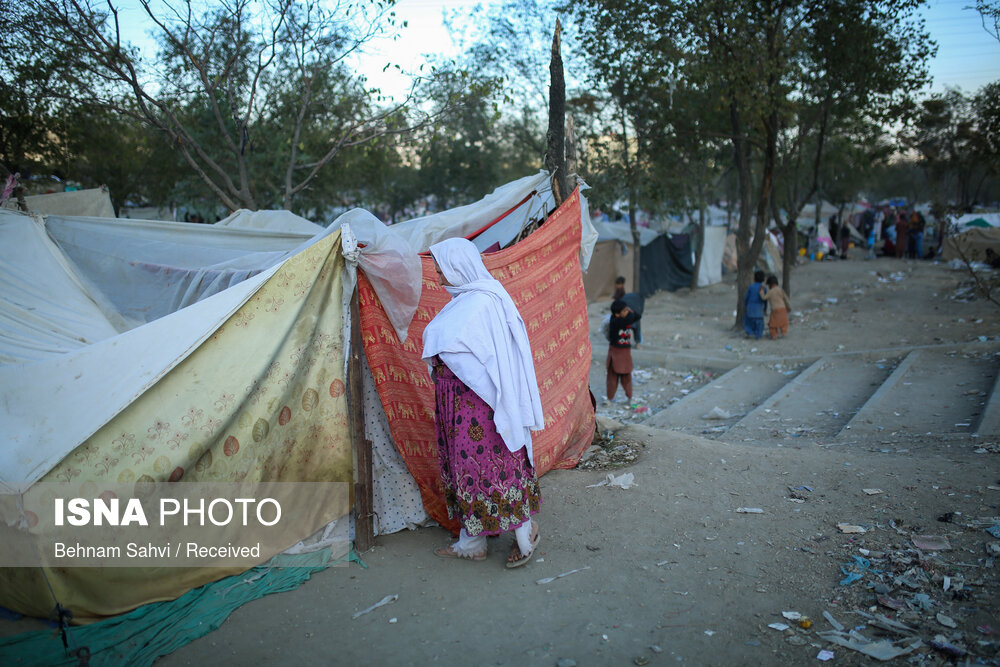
421;238;545;463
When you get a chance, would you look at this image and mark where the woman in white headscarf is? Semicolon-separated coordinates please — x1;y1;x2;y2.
422;238;545;567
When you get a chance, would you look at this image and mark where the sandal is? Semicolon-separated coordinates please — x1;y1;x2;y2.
505;523;540;569
434;544;486;562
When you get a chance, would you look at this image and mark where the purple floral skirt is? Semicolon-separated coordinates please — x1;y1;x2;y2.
432;360;540;537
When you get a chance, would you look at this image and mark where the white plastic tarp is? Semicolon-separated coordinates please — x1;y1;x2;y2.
952;212;1000;232
387;171;598;269
2;187;115;218
216;208;325;234
697;225;726;286
593;220;659;246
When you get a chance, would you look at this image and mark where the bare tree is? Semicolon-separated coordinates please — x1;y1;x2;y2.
20;0;450;211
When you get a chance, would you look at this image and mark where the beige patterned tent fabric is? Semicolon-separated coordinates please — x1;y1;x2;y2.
0;232;351;622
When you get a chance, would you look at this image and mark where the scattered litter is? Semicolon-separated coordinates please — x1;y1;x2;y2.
816;630;921;661
985;525;1000;538
839;555;880;586
704;630;715;636
768;622;790;631
877;595;906;611
703;406;732;420
856;611;917;634
822;611;843;631
816;649;835;661
911;534;951;551
352;594;398;619
936;612;957;628
929;634;967;658
536;566;590;585
862;488;884;495
782;611;802;620
587;472;637;489
837;523;867;534
736;507;764;514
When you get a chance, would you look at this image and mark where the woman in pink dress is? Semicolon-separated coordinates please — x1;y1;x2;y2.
422;238;545;568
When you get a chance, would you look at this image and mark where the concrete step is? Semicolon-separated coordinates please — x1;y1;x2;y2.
646;360;807;437
725;354;901;443
841;347;999;438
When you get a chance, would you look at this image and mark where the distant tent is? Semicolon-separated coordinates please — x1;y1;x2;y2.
215;209;325;234
582;221;656;301
1;186;115;218
951;212;1000;233
697;226;727;287
942;226;1000;263
639;233;693;296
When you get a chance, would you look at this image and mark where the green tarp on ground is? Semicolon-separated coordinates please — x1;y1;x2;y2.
0;549;361;666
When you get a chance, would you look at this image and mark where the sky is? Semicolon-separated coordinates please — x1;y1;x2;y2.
119;0;999;99
917;0;1000;93
360;0;1000;98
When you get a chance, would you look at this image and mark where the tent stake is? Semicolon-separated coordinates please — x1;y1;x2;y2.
349;288;375;552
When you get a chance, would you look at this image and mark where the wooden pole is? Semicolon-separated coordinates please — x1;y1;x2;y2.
348;288;375;552
545;19;567;206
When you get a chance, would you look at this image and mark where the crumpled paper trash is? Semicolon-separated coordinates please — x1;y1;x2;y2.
587;472;637;489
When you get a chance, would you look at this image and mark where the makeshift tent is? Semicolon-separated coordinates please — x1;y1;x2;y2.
639;233;693;296
0;172;598;622
1;209;353;621
795;200;840;230
942;227;1000;263
722;232;783;274
1;186;115;219
583;221;699;299
359;188;596;533
697;226;727;287
582;220;656;300
951;212;1000;233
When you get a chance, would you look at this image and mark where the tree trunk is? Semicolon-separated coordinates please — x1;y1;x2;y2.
545;20;567;206
731;99;754;330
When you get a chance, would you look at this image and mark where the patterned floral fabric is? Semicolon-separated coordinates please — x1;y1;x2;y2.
359;188;595;534
1;231;351;622
433;361;539;537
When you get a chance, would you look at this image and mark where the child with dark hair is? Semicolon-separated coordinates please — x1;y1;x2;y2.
743;270;767;339
606;299;640;403
612;276;626;300
761;274;791;339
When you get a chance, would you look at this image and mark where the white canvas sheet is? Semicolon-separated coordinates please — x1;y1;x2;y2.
697;225;726;286
2;187;115;218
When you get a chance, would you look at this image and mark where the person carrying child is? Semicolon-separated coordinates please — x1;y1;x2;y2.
743;270;766;339
760;274;791;339
606;299;640;403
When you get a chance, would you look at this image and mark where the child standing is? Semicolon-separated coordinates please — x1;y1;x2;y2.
606;300;640;403
612;275;626;300
761;275;791;339
743;270;766;339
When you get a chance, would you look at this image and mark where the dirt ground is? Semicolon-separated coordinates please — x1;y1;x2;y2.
4;253;999;666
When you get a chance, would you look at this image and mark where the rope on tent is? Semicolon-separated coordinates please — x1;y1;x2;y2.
417;190;541;257
38;561;90;666
14;492;91;665
463;190;537;243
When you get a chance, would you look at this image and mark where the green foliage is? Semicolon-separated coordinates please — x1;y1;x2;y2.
906;83;1000;209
